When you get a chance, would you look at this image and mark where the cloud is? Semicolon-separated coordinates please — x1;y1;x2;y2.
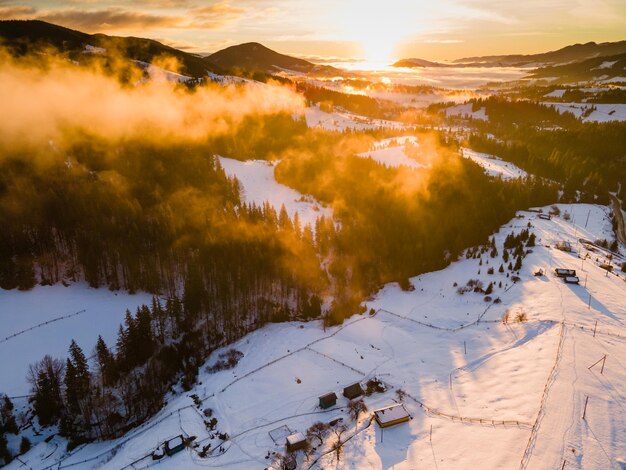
0;4;35;18
0;48;304;147
0;1;245;32
190;1;245;29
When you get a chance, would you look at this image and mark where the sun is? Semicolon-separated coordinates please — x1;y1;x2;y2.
333;0;417;69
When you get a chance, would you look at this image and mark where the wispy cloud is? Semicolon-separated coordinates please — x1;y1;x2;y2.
0;1;245;32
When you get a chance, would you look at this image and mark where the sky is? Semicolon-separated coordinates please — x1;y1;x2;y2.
1;0;625;63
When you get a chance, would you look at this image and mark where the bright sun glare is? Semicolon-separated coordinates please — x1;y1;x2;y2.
336;0;419;69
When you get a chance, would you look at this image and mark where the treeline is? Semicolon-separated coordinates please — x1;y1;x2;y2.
467;122;626;200
296;82;405;119
0;133;326;327
23;292;324;449
275;131;560;322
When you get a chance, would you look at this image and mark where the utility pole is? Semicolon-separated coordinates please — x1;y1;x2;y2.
593;320;597;337
585;209;591;228
582;396;589;420
588;294;592;310
464;341;466;355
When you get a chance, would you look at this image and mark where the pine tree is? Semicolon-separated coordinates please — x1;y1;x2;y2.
514;255;523;271
95;336;116;386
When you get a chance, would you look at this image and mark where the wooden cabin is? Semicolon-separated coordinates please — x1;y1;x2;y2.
554;268;576;278
343;383;363;400
374;404;410;428
564;276;580;284
286;432;307;452
538;214;551;220
556;241;573;252
318;392;337;409
164;435;185;456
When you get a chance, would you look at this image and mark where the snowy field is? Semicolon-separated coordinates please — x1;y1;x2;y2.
461;148;528;180
304;105;407;132
543;102;626;122
443;103;488;121
218;156;331;227
10;203;625;470
356;136;426;170
0;285;152;397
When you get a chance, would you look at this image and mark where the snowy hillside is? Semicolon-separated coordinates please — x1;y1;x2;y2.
357;137;426;170
9;203;625;470
218;156;331;227
304;105;407;131
461;148;528;180
0;285;152;398
544;103;626;123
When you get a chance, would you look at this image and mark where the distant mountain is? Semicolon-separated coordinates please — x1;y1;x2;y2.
391;58;450;68
205;42;337;74
454;40;626;67
527;52;626;83
0;20;223;77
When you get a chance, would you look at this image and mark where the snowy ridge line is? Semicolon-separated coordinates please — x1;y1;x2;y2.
305;417;375;470
404;393;532;429
0;309;86;344
519;321;567;470
200;316;369;400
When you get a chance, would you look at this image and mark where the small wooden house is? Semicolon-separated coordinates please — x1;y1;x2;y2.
564;276;580;284
374;404;410;428
343;382;363;400
164;435;185;456
318;392;337;409
554;268;576;278
556;241;573;252
538;214;551;220
286;432;307;452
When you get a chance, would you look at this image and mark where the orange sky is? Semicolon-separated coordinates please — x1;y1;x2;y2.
2;0;625;62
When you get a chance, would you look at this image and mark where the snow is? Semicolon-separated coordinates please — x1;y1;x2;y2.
374;404;410;425
83;45;106;54
0;284;152;397
218;156;331;227
598;76;626;84
133;60;194;83
593;60;619;70
461;148;528;180
304;105;407;131
444;103;488;121
286;432;306;445
544;102;626;122
544;89;566;98
7;203;626;469
357;136;426;170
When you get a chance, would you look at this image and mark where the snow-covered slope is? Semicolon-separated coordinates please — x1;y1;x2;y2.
462;148;528;180
357;136;426;170
218;156;331;227
304;105;407;132
0;284;152;397
7;204;626;470
544;102;626;122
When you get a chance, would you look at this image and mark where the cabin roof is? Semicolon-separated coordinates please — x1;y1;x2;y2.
374;404;410;425
286;432;306;445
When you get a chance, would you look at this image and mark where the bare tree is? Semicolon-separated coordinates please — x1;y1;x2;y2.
347;399;368;422
306;421;330;447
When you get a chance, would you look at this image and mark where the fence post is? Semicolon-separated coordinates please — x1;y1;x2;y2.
593;320;597;337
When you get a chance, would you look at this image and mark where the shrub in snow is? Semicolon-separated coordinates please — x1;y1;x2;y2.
206;349;244;373
365;377;386;396
515;311;528;322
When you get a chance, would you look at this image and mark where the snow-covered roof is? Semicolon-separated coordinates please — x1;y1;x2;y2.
166;435;184;448
374;404;410;425
286;432;306;446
